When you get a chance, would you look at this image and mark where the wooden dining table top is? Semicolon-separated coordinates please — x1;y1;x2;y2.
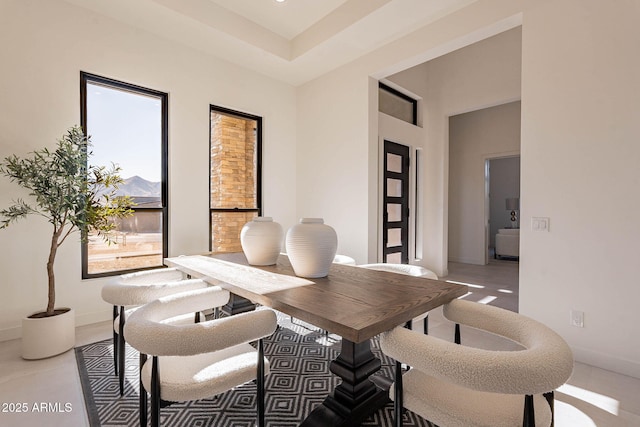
165;253;468;343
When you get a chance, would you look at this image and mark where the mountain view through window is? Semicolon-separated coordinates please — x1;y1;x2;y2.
81;73;167;277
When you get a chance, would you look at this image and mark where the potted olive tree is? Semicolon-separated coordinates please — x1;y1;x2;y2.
0;126;132;359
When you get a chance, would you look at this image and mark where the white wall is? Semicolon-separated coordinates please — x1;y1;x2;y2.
297;0;640;378
449;102;521;264
295;67;372;262
0;0;297;340
519;0;640;377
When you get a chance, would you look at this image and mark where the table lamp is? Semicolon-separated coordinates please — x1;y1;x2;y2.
506;197;519;228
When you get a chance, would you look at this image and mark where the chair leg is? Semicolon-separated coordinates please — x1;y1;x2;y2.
394;360;404;427
423;314;429;335
118;306;126;396
405;320;413;330
112;306;118;376
544;391;555;427
257;338;265;427
523;394;535;427
454;323;461;344
151;356;160;427
140;353;148;427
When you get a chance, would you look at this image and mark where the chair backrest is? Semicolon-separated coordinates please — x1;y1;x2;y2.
101;277;208;307
359;263;438;280
119;267;185;284
381;299;573;395
333;254;357;265
124;286;278;357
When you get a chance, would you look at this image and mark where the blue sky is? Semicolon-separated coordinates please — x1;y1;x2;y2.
86;82;162;183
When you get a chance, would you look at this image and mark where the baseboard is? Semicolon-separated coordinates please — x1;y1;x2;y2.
572;345;640;380
0;325;22;342
0;309;112;343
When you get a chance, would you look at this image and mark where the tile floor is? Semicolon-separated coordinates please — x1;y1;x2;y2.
0;260;638;427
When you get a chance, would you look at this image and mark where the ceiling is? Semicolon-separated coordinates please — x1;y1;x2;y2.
64;0;476;86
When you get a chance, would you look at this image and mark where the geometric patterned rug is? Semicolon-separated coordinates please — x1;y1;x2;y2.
74;313;430;426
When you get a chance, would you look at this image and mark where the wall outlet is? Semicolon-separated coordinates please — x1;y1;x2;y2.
570;310;584;328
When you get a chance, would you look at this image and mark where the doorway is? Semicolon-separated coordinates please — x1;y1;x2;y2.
485;156;520;262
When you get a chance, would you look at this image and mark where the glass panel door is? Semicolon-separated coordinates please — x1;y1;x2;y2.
383;140;410;263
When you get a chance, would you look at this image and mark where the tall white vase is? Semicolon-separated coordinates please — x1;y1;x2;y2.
286;218;338;278
240;217;283;266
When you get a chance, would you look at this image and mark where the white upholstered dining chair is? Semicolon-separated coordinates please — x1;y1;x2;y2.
101;267;208;395
359;263;438;334
333;254;357;265
124;286;278;427
380;299;574;427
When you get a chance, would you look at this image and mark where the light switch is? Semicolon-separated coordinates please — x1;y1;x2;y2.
532;217;549;232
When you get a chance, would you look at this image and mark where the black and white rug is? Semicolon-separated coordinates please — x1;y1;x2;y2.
75;315;429;426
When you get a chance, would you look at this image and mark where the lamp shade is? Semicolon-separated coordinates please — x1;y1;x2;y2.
506;198;519;211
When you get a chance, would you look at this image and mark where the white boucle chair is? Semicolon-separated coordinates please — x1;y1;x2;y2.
124;286;278;427
359;263;438;334
333;254;357;265
380;299;574;427
101;267;208;395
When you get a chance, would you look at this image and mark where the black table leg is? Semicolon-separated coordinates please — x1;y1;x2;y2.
221;293;255;316
301;338;390;426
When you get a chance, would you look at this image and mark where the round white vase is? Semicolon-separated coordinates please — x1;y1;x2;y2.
22;307;75;360
240;217;283;266
285;218;338;278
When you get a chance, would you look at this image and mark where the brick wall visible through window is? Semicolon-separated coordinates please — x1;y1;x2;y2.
209;107;262;253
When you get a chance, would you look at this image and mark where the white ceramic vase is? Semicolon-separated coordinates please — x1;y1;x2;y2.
22;307;75;360
240;217;283;266
286;218;338;278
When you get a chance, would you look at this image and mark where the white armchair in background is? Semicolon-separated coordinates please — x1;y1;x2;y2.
495;228;520;259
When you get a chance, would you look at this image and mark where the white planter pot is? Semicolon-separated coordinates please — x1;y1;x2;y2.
22;308;75;360
286;218;338;278
240;217;283;266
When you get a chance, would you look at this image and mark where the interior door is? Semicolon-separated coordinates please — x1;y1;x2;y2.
383;140;410;264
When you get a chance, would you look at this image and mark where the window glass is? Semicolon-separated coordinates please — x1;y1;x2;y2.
81;73;167;277
378;83;417;125
210;106;262;253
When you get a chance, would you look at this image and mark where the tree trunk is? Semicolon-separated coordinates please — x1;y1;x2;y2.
46;227;62;316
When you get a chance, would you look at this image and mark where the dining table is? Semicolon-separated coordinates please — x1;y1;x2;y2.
165;252;467;426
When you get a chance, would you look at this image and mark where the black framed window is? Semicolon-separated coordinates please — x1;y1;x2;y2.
379;82;418;125
80;72;168;278
209;106;262;252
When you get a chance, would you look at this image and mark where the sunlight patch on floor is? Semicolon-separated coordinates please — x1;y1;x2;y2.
557;384;621;416
315;334;340;347
476;295;497;304
555;400;598;426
